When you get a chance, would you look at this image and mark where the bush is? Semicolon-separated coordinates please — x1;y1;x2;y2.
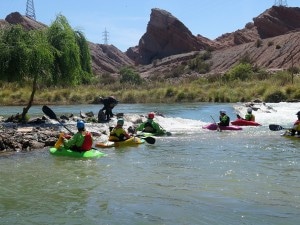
264;90;286;103
224;63;253;81
119;67;142;85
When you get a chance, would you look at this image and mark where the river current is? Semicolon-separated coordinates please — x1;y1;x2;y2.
0;102;299;225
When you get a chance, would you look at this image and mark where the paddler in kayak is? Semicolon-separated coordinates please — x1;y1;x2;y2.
61;120;93;151
237;107;256;121
136;112;166;135
218;110;230;126
289;111;300;136
109;118;131;142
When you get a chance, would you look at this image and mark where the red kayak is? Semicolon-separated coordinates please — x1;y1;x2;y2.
202;123;242;131
231;119;261;126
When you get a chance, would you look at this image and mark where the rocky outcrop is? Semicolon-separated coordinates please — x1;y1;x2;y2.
127;8;209;65
5;12;46;30
0;126;58;153
215;6;300;48
254;6;300;39
88;42;134;75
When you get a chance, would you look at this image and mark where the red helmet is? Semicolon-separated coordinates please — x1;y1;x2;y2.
148;112;155;119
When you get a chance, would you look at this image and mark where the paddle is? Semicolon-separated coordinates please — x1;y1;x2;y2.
269;124;290;131
140;136;156;144
210;115;221;132
42;105;74;134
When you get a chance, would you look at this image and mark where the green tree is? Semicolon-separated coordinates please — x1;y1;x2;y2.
20;29;55;122
47;14;92;86
0;25;29;82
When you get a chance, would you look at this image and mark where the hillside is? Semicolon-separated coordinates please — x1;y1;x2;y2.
1;6;300;78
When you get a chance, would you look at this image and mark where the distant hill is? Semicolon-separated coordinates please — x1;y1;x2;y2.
1;6;300;79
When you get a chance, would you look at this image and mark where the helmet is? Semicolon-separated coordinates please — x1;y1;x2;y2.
148;112;155;119
220;110;226;114
117;118;124;126
296;111;300;115
77;120;85;129
247;107;252;113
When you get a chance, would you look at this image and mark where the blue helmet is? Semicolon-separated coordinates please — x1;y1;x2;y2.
77;120;85;129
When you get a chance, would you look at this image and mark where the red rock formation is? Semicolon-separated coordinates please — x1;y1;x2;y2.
127;8;208;65
5;12;46;30
253;6;300;38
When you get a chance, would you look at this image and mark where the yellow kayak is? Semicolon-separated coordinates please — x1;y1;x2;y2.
95;137;145;148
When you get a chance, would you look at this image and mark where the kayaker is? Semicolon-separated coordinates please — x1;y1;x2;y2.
237;108;255;121
218;110;230;126
136;112;165;134
99;96;119;122
109;118;131;142
290;111;300;136
62;120;93;152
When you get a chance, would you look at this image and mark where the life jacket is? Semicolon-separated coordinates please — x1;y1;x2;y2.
81;132;93;151
143;121;156;133
109;126;126;142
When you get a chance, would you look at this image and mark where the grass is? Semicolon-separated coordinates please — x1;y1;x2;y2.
0;70;299;106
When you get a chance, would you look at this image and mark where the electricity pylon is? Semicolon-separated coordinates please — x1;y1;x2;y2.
25;0;36;20
103;28;109;45
274;0;288;6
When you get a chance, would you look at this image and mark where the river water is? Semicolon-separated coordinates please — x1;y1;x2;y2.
1;102;299;225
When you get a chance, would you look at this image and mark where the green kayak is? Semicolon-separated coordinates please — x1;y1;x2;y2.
49;147;106;158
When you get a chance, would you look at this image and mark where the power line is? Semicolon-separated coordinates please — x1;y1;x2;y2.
25;0;36;20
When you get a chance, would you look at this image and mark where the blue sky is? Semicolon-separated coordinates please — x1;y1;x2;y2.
1;0;299;52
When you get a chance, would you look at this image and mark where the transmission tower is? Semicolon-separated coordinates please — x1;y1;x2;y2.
274;0;288;6
102;28;109;45
25;0;36;20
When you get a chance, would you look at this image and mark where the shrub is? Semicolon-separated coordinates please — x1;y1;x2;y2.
119;67;142;85
264;90;286;103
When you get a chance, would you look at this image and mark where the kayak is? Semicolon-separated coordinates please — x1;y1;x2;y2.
95;137;145;148
281;131;300;140
231;119;261;126
49;147;106;158
202;123;243;131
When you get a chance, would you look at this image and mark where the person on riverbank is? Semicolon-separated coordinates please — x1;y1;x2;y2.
61;120;93;151
136;112;166;135
109;118;131;142
98;96;118;122
237;107;255;121
290;111;300;136
218;110;230;126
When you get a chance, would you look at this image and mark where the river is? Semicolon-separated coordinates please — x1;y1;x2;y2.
0;102;299;225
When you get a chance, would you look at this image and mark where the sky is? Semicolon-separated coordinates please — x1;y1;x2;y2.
1;0;299;52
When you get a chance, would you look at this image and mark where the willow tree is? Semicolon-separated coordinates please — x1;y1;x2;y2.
0;25;30;82
0;25;54;122
47;14;92;86
20;29;54;122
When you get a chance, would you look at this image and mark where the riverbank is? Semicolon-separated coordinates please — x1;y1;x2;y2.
1;72;300;106
0;123;58;154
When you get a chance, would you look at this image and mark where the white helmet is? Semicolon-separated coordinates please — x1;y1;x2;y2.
247;107;252;113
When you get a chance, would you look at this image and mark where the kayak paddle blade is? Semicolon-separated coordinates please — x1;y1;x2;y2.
42;105;74;134
269;124;284;131
142;136;156;144
42;105;58;120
